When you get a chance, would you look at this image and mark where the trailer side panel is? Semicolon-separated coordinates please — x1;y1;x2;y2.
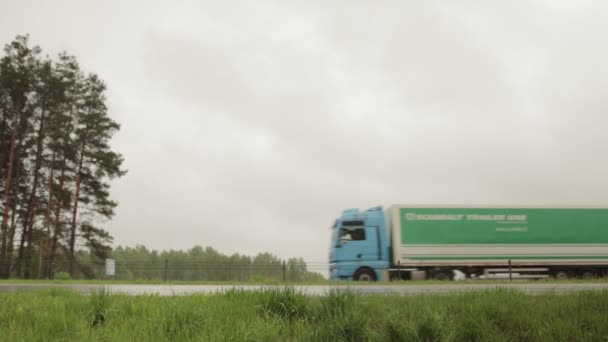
393;207;608;266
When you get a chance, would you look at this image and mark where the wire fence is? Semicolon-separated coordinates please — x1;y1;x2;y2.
1;259;331;282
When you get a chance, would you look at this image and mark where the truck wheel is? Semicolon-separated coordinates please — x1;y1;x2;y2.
582;272;594;280
430;268;452;281
354;268;376;281
554;271;569;280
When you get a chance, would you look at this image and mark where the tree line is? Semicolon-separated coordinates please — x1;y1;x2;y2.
0;35;125;279
107;245;324;282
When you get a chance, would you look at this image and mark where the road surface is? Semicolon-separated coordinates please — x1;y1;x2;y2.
1;283;608;296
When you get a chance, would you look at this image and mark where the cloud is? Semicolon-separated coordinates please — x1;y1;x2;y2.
2;1;608;267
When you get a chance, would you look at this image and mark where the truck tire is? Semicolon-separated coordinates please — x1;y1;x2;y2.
554;271;569;280
430;268;452;281
354;268;376;281
582;271;594;280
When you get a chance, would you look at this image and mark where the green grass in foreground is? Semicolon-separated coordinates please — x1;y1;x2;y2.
1;288;607;341
2;277;608;285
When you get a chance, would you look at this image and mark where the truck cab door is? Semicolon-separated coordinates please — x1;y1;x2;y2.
335;226;381;262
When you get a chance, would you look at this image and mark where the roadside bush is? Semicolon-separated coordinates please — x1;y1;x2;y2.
54;272;71;280
316;288;370;341
161;300;206;339
257;287;309;321
89;289;111;327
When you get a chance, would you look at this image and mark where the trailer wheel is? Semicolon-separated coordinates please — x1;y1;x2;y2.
354;268;376;281
430;268;452;281
554;271;569;280
389;273;402;282
582;272;594;280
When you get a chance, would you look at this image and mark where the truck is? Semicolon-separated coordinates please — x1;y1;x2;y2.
329;205;608;281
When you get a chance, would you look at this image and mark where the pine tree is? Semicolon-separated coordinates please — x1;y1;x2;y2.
15;58;64;278
0;35;40;278
67;74;125;275
43;53;81;278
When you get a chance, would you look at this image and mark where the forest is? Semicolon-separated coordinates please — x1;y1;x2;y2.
107;245;324;282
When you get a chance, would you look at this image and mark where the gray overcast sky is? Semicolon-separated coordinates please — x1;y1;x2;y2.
2;1;608;265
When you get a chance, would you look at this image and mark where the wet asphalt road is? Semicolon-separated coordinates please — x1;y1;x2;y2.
1;282;608;296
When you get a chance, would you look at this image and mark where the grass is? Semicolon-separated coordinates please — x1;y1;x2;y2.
2;277;608;286
1;287;607;341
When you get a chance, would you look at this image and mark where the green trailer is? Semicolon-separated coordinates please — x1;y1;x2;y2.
387;206;608;279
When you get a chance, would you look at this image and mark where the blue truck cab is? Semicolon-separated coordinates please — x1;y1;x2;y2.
329;206;390;281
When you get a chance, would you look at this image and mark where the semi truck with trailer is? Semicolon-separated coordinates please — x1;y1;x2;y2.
329;205;608;281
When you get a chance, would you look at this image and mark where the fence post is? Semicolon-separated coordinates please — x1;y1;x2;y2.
508;259;512;282
163;259;168;282
282;261;286;282
398;260;401;281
